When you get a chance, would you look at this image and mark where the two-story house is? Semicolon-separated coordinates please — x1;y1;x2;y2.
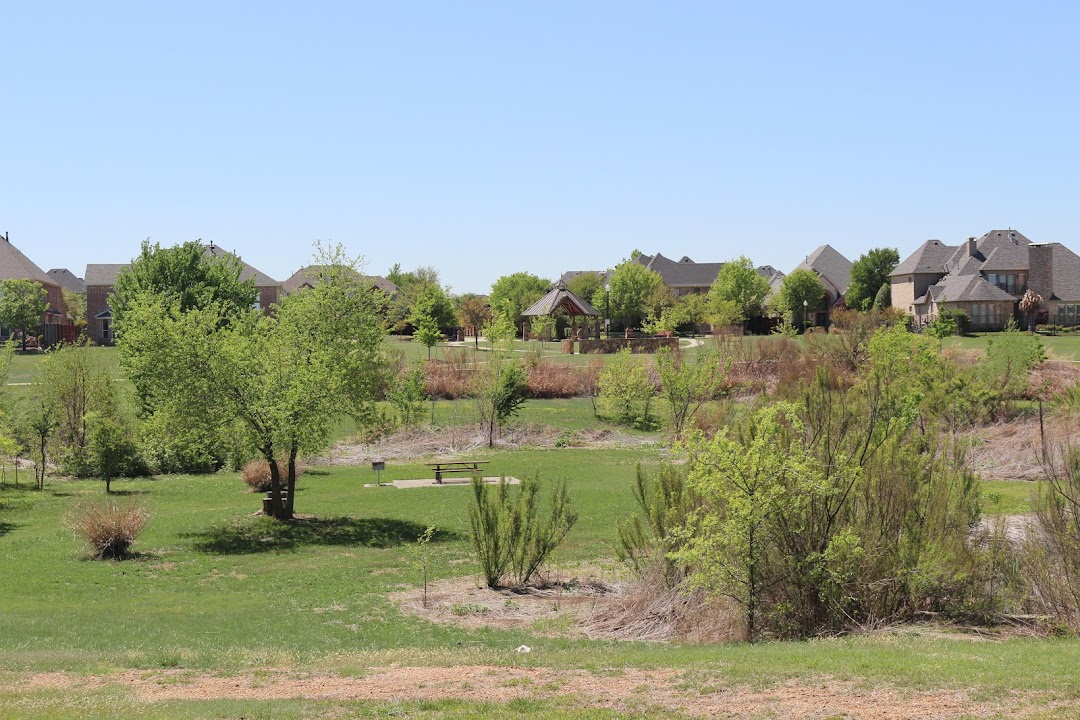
0;233;74;346
890;229;1080;330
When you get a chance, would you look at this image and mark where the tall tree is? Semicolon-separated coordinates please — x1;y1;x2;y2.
386;265;450;333
565;272;604;307
489;272;550;335
0;279;48;351
110;240;258;330
118;246;386;519
606;261;663;329
457;294;491;348
845;248;900;311
63;289;87;335
774;269;825;329
707;257;771;330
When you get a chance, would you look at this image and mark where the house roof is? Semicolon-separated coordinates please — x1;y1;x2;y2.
522;282;600;317
1031;243;1080;302
891;239;954;277
634;252;725;288
558;270;610;287
921;274;1016;305
203;244;279;287
0;236;57;287
282;266;398;295
47;268;86;294
85;264;129;286
794;245;852;296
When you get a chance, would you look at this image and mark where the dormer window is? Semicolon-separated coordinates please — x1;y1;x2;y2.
985;273;1026;294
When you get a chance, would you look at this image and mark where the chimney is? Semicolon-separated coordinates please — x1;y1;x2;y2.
1029;244;1053;299
4;232;8;243
967;237;977;257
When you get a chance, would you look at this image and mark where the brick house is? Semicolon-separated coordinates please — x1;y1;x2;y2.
633;252;784;296
0;233;74;346
789;244;853;326
889;229;1080;330
85;244;281;346
281;266;397;297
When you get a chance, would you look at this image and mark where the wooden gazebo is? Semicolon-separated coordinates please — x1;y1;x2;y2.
522;281;602;341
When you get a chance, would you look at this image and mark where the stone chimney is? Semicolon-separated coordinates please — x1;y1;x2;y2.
967;237;977;257
1028;244;1054;299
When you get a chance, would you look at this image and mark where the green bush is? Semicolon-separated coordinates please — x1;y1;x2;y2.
468;475;577;588
938;308;971;335
597;348;657;430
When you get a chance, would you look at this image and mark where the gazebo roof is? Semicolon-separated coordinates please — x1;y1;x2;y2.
522;282;600;317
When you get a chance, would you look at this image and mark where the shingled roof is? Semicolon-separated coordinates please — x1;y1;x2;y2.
203;244;279;287
85;264;129;286
47;268;85;294
0;236;56;287
522;282;600;317
282;266;397;295
794;245;852;297
634;252;725;289
891;239;953;277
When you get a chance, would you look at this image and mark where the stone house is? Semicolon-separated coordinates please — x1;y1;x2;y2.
790;244;853;325
889;229;1080;330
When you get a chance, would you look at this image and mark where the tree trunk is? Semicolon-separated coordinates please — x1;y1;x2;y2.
285;441;299;517
105;475;111;494
265;449;288;520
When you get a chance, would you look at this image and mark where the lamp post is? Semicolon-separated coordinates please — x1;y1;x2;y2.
803;299;809;332
604;283;611;339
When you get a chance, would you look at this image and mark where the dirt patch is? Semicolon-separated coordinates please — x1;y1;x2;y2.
16;667;1054;718
323;423;651;465
391;575;619;635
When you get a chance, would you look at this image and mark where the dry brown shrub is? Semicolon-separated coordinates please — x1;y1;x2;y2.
583;567;744;643
1029;360;1080;401
424;351;475;399
66;500;149;559
241;458;307;492
526;360;592;398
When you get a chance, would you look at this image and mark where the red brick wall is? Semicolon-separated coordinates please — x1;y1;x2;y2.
86;285;113;345
257;285;279;314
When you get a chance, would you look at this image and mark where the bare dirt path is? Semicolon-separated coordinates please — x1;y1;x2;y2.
16;666;1059;719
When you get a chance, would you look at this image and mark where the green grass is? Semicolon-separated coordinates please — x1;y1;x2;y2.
943;332;1080;360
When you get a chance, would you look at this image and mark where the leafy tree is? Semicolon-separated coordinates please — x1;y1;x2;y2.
456;294;491;348
676;292;711;332
38;342;121;477
845;248;900;311
471;351;528;448
597;348;656;429
18;392;56;490
677;403;812;642
606;261;663;329
871;282;891;311
529;313;555;345
409;283;456;334
110;240;257;331
489;272;550;334
63;289;87;334
414;316;441;359
119;245;386;519
707;257;771;330
386;265;450;333
0;279;48;351
774;269;825;328
388;360;427;429
656;347;727;438
565;272;604;307
88;414;139;494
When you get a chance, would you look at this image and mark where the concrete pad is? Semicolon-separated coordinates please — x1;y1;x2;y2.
363;476;520;489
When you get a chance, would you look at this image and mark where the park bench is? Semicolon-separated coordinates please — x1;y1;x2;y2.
427;460;489;484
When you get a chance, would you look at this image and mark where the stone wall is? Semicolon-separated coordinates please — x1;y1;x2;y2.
578;337;679;354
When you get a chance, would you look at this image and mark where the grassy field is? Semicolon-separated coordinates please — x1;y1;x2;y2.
0;446;1076;718
944;332;1080;360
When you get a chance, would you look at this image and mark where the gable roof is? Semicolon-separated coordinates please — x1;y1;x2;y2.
1031;243;1080;302
794;245;852;296
47;268;85;294
0;236;57;287
927;274;1016;304
85;264;129;286
282;266;398;295
203;244;279;287
558;270;610;287
522;282;600;317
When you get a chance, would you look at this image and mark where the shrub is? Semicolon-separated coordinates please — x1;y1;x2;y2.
468;475;578;588
66;500;148;559
939;308;971;335
242;458;307;492
597;349;657;429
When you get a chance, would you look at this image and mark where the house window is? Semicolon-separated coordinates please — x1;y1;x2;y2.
986;272;1026;295
101;319;112;342
253;292;262;311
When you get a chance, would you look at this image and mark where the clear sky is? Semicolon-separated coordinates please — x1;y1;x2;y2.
4;1;1078;294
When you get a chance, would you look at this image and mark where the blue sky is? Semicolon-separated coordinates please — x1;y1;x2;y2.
4;1;1078;293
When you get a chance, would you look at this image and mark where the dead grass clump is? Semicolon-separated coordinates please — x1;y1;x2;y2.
424;351;474;399
526;360;588;398
66;500;148;559
1029;360;1080;401
241;459;307;492
582;568;743;643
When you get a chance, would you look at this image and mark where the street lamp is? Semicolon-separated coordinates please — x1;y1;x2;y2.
604;283;611;339
803;299;809;332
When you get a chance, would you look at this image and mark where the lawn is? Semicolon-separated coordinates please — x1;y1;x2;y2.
1;450;1079;718
944;332;1080;361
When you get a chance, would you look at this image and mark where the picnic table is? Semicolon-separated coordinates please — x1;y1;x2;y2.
427;460;489;484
